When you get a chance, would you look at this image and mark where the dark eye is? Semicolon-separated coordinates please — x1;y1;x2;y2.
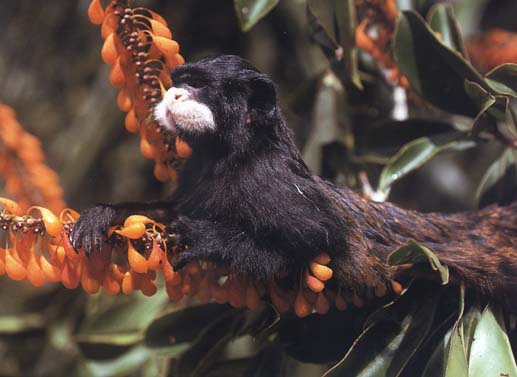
187;78;205;89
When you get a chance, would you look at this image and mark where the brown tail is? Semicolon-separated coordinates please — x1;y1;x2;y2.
330;184;517;310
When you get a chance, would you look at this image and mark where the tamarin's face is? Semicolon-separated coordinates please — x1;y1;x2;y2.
154;55;278;151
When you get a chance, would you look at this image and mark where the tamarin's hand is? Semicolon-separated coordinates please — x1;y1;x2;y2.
70;204;116;255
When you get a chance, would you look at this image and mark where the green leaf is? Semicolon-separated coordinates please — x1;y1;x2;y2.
462;304;483;359
422;286;467;377
307;0;362;89
145;304;232;352
486;64;517;97
0;314;45;334
394;10;488;116
491;96;517;145
468;306;517;377
79;293;168;336
233;0;279;32
476;148;517;207
175;310;246;377
377;133;473;195
388;239;449;285
427;3;468;57
302;71;352;174
82;345;151;377
76;293;168;359
357;118;457;158
324;285;440;377
443;285;468;377
464;80;497;136
452;0;488;36
243;344;284;377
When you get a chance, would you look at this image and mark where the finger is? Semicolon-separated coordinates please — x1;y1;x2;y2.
92;232;103;253
70;228;83;250
84;235;93;256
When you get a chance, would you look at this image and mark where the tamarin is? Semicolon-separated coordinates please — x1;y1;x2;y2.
70;55;517;310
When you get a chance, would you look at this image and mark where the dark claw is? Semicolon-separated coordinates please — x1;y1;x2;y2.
69;205;116;255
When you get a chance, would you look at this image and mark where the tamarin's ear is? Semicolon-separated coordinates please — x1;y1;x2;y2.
247;75;277;116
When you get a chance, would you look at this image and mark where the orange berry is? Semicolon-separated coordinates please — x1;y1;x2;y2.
140;138;155;159
26;254;46;287
128;243;148;273
116;222;147;239
39;255;61;282
197;274;211;304
353;294;364;308
210;283;228;304
29;206;63;238
175;137;192;158
140;275;157;296
81;270;100;294
246;284;261;309
391;280;403;295
386;0;398;18
0;197;23;216
163;258;181;286
109;58;125;88
335;294;348;311
87;0;104;25
309;262;333;281
270;283;291;314
147;241;163;270
121;271;136;295
313;253;331;265
153;36;180;58
315;293;330;315
375;284;387;298
101;33;118;65
101;12;118;40
124;108;139;133
150;19;172;39
54;246;66;265
61;260;81;289
305;272;325;293
109;263;124;281
185;261;201;276
63;234;80;261
181;273;199;296
153;163;170;182
226;277;246;308
5;251;26;281
103;273;121;295
148;10;168;26
355;20;376;52
166;284;184;302
117;89;132;112
172;54;185;66
294;289;313;318
0;249;5;276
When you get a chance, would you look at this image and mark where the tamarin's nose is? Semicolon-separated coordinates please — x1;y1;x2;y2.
168;87;189;103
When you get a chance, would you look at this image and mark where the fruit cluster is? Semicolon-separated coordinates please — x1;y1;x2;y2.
0;104;65;214
89;0;191;183
354;0;409;87
0;198;402;317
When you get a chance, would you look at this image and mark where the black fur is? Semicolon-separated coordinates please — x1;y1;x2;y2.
71;55;350;280
71;55;517;305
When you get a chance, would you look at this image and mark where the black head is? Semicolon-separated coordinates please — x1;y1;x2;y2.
154;55;282;156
